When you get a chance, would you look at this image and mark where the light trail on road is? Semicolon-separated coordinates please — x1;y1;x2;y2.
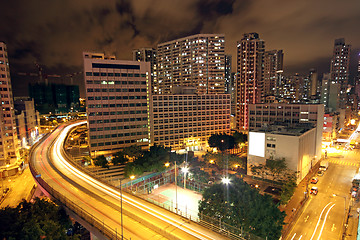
32;121;228;240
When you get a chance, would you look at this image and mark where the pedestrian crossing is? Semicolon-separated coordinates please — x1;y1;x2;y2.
328;159;360;167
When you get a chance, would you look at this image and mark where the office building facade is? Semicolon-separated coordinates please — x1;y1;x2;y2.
133;48;157;94
83;52;150;156
248;103;324;159
150;92;231;151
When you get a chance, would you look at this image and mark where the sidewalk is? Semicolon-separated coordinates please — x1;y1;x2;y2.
344;196;360;239
280;161;320;238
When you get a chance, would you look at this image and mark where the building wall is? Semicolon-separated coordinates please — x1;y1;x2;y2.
330;38;351;109
248;103;324;159
150;94;231;151
133;48;157;94
0;42;20;165
263;50;283;100
157;34;225;95
83;52;151;156
14;98;39;146
236;33;265;130
248;128;316;184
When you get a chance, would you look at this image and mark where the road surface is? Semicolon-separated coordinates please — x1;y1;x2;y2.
30;121;229;240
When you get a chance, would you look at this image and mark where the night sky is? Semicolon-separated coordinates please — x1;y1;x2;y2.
1;0;360;97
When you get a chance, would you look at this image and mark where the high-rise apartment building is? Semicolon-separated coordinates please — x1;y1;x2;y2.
263;50;283;100
0;42;20;166
330;38;351;110
14;97;40;147
83;52;150;156
157;34;225;95
225;54;232;93
133;48;157;94
236;33;265;130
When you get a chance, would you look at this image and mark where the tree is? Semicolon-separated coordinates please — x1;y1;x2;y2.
266;158;287;180
0;198;78;239
122;145;143;162
112;151;127;165
208;134;236;152
199;178;285;239
93;155;109;168
202;151;245;171
124;144;180;177
232;131;247;145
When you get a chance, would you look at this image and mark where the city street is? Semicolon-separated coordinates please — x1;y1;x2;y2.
285;129;360;240
0;167;36;208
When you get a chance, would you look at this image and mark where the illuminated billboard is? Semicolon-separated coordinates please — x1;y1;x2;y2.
249;132;265;157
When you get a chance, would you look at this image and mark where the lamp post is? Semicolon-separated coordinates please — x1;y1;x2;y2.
0;169;3;195
175;161;178;212
181;166;189;189
165;162;170;183
130;175;135;192
119;179;123;240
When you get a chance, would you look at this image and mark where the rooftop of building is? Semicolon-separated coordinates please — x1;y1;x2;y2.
253;123;315;136
158;33;225;46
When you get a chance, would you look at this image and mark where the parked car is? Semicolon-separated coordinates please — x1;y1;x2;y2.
310;187;318;195
317;170;324;176
311;177;319;184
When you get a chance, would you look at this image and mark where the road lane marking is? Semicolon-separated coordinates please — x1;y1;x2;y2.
309;202;333;240
290;233;296;240
317;203;335;240
298;235;302;239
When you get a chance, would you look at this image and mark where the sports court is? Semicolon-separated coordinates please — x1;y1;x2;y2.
145;183;203;221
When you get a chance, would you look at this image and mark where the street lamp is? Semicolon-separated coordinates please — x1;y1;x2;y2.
130;175;135;192
222;177;231;185
0;169;4;195
119;179;123;240
181;166;189;189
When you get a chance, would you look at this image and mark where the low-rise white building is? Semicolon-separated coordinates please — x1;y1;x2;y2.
248;124;317;184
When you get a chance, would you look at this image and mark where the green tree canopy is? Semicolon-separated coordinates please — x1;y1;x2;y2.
232;131;247;145
0;198;77;240
266;158;287;178
202;151;245;170
112;151;127;166
199;178;285;240
122;145;143;161
93;155;109;168
208;134;236;152
124;144;185;177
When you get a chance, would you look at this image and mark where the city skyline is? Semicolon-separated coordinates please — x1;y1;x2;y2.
1;0;360;97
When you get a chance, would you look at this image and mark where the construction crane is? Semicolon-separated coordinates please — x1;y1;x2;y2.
17;61;82;85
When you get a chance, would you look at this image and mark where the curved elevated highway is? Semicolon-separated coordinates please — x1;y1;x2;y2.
30;121;229;240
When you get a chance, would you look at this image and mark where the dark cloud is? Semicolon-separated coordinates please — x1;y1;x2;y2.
1;0;360;97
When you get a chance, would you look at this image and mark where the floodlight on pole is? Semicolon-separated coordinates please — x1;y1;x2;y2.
222;177;231;185
182;166;189;189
